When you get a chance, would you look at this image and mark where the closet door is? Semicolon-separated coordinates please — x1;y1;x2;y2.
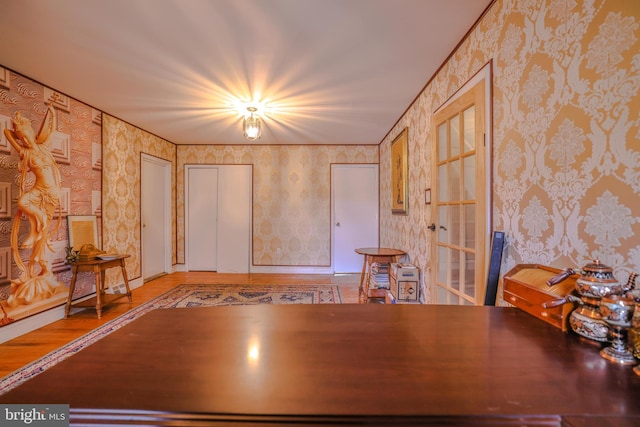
216;165;251;273
187;167;218;271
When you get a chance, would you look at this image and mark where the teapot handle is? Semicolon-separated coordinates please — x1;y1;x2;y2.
542;294;581;308
546;268;576;287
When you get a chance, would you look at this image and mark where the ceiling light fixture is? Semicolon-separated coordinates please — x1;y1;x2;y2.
243;106;262;140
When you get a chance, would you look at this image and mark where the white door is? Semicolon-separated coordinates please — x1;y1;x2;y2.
332;164;379;273
216;165;251;273
141;155;170;281
187;167;218;271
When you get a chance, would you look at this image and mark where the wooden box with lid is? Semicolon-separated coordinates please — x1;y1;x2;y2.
503;264;577;332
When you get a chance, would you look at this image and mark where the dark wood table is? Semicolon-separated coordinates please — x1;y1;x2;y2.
65;255;132;318
355;247;406;303
1;305;639;426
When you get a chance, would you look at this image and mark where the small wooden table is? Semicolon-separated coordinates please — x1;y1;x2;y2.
65;255;132;319
355;247;406;303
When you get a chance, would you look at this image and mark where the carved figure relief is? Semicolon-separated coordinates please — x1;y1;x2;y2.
4;99;64;306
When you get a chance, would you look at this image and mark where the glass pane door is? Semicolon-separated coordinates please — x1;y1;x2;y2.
432;82;486;305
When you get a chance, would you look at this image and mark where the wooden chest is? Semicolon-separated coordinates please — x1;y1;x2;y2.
503;264;577;332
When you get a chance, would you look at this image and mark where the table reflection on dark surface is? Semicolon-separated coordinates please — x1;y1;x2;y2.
1;304;639;426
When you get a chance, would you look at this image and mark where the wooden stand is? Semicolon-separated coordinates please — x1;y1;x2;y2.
355;248;406;303
65;255;132;319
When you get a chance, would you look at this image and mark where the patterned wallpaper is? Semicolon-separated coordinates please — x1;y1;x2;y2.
0;69;102;324
5;0;637;312
380;0;640;303
176;145;378;266
102;114;176;284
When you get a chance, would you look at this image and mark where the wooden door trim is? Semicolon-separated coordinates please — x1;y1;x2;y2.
430;80;487;305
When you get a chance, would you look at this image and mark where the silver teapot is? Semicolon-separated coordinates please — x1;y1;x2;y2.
545;261;636;342
575;260;634;298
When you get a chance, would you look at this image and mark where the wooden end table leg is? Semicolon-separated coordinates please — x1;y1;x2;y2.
120;260;133;303
95;269;104;319
358;256;368;304
363;256;373;304
65;267;79;318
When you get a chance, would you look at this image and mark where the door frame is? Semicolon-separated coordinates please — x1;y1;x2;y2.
331;163;379;273
141;153;172;280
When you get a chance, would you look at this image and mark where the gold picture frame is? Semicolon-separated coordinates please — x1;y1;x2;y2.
67;215;99;252
391;127;408;214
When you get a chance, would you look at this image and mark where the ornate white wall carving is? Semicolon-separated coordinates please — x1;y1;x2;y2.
0;67;10;90
92;142;102;170
0;114;12;154
50;131;71;164
46;240;69;274
44;87;71;113
92;190;101;217
57;187;70;217
0;182;10;219
0;247;10;284
91;109;102;125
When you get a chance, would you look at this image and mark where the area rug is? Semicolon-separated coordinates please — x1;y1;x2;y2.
0;283;342;395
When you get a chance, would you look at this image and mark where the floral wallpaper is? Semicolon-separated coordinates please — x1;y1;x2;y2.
380;0;640;303
176;145;378;266
102;114;176;285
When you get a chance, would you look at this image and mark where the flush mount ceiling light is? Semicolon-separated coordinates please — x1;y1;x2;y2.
243;106;262;141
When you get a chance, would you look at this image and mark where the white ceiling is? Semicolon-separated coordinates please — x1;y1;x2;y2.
0;0;492;145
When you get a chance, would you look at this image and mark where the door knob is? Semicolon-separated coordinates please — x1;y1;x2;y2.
336;222;341;226
428;223;436;231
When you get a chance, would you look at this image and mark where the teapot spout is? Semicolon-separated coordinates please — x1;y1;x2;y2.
624;272;637;293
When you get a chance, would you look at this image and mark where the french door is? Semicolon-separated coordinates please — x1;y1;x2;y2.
431;81;488;305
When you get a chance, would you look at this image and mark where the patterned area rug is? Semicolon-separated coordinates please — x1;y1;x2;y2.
163;283;341;306
0;283;342;395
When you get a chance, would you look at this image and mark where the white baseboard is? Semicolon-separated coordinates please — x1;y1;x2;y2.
0;276;145;344
174;263;342;275
0;305;66;344
249;265;336;274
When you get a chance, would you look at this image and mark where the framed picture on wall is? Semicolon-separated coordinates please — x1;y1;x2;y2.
67;215;99;251
391;127;408;214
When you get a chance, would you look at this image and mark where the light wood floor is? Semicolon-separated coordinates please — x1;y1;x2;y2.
0;272;360;379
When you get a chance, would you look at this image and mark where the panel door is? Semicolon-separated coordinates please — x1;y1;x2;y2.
187;167;218;271
141;155;169;281
216;165;251;273
332;164;379;273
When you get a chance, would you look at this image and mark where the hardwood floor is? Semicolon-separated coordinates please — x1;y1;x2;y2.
0;272;360;379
